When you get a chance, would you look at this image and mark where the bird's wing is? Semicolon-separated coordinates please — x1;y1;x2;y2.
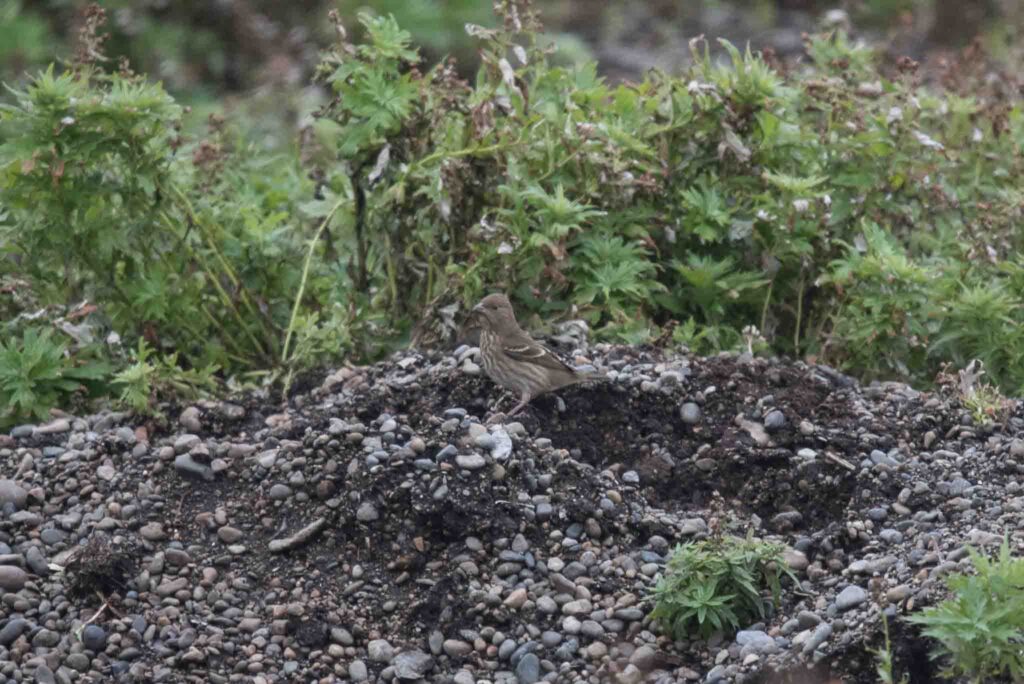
502;332;578;374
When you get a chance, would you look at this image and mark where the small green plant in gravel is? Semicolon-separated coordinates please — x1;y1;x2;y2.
649;533;795;640
873;613;909;684
0;326;110;427
908;537;1024;683
936;360;1017;427
112;339;219;415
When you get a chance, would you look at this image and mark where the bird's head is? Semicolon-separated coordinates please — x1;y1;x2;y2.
470;293;518;333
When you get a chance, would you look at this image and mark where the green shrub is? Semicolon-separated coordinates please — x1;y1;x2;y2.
5;1;1024;417
907;538;1024;683
309;7;1024;392
0;327;110;427
649;534;795;640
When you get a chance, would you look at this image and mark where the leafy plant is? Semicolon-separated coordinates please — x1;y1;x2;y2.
873;613;909;684
112;339;218;415
908;537;1024;683
936;360;1017;427
0;327;110;426
649;534;796;640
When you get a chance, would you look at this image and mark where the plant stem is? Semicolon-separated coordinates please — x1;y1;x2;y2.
794;273;805;357
281;197;348;365
760;279;774;334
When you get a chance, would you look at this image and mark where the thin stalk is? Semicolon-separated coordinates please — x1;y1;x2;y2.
794;273;805;357
759;279;774;334
281;197;347;365
157;210;270;362
169;186;279;351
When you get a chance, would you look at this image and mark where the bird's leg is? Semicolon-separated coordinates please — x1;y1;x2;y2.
506;391;532;418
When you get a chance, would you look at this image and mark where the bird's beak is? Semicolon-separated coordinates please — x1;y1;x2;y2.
472;303;485;314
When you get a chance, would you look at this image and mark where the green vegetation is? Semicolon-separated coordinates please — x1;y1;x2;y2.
2;1;1024;423
873;613;909;684
908;538;1024;683
648;534;795;639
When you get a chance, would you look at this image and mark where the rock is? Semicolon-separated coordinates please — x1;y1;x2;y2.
0;617;29;645
368;639;394;663
801;623;833;654
33;665;56;684
680;402;702;425
784;549;809;572
174;453;214;481
736;630;778;656
0;479;28;510
356;502;379;522
179;406;203;432
82;624;107;650
217;526;244;543
443;639;473;657
269;483;292;500
515;653;541;684
679;518;708;535
348;660;369;681
392;650;434;679
139;522;166;541
836;585;869;611
504;587;528;609
32;628;60;647
763;409;786;431
629;645;660;670
0;565;27;591
456;453;487;470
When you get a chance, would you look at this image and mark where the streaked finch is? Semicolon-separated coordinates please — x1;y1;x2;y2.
466;293;603;417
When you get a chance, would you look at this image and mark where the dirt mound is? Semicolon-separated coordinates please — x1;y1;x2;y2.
1;345;1021;683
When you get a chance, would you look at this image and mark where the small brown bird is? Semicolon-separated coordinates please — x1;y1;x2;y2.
466;293;603;417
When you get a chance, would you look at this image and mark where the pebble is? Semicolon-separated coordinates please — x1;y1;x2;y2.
680;402;702;424
456;452;487;470
81;624;107;650
835;585;869;611
0;565;28;591
0;479;28;510
515;653;541;684
368;639;394;662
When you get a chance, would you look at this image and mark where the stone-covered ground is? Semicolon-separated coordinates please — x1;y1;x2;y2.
2;339;1023;683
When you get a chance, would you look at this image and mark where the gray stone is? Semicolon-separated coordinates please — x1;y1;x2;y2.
0;565;27;591
836;585;868;611
356;502;379;522
368;639;394;663
764;409;786;430
802;623;833;654
33;665;56;684
680;402;702;425
456;453;487;470
392;649;434;679
0;479;28;510
179;406;203;432
515;653;541;684
268;484;292;500
32;628;60;647
0;617;29;645
348;660;368;682
736;629;778;656
82;624;107;650
174;454;214;481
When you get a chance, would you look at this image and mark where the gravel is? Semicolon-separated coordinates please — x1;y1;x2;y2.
2;344;1022;682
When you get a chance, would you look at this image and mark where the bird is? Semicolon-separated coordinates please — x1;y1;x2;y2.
466;293;604;417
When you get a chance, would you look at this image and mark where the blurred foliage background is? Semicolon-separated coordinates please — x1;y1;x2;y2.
3;0;1021;100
